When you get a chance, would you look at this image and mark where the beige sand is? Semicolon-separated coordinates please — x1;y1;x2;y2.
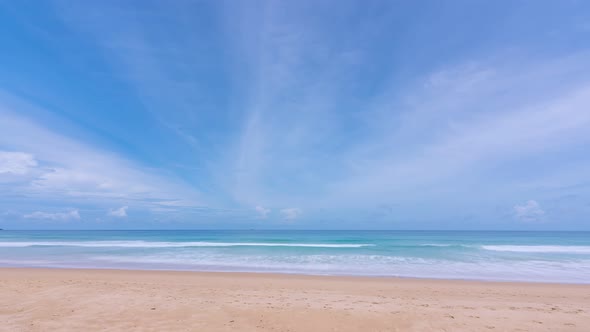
0;268;588;331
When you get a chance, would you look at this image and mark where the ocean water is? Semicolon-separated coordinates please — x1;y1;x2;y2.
0;230;589;283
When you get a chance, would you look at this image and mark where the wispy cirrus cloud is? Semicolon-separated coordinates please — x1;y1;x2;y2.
325;69;590;206
218;1;590;221
50;0;229;165
226;27;590;215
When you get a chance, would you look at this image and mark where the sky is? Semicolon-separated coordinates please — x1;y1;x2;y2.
1;0;590;230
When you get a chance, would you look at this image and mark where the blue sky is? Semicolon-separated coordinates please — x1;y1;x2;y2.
1;0;589;230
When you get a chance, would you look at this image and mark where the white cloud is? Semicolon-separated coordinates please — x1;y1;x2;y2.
280;208;301;220
108;206;128;217
514;200;545;222
0;97;205;210
24;209;80;221
255;205;270;219
0;151;37;175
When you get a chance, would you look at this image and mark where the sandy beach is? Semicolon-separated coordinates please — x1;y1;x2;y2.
0;268;588;331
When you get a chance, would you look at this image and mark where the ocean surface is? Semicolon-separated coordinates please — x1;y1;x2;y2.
0;230;589;283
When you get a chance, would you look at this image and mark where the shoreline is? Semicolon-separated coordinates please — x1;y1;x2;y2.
1;266;588;285
1;268;589;331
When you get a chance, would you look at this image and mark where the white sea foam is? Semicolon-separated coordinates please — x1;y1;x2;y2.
2;249;589;282
481;245;590;254
0;241;373;248
86;253;590;283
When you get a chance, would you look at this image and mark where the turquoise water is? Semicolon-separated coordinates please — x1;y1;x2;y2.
1;230;589;283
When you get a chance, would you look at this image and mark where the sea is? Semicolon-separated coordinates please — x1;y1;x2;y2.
0;230;589;283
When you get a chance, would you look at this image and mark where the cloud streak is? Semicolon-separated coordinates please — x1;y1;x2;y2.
24;209;80;221
0;151;37;175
